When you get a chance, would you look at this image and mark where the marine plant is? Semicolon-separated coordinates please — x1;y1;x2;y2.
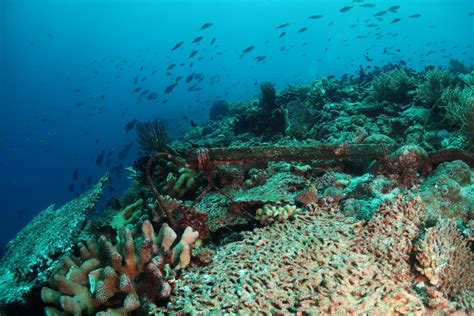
371;68;415;104
136;118;169;153
440;86;474;146
209;100;230;120
259;81;277;111
416;68;455;106
448;58;470;75
41;220;199;315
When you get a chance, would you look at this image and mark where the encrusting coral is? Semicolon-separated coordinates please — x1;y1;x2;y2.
41;220;199;315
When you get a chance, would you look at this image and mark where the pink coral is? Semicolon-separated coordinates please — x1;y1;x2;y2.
41;221;198;315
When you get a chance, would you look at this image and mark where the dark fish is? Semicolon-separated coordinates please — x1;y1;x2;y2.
96;150;105;165
339;6;353;12
469;12;474;16
132;87;142;93
186;74;194;83
124;119;137;133
189;50;199;58
101;94;104;100
141;76;147;81
190;120;197;128
73;168;79;180
374;10;387;16
388;5;400;12
361;4;376;7
118;141;133;160
279;31;286;38
200;22;213;30
164;83;178;93
134;75;138;84
139;89;149;97
172;41;184;51
390;18;401;23
47;33;54;39
409;14;421;18
366;23;378;27
68;184;74;192
73;89;80;93
210;38;216;45
167;64;177;71
241;45;255;54
276;23;289;29
192;36;203;43
147;92;158;101
298;27;308;33
308;15;323;19
254;56;266;62
399;60;407;65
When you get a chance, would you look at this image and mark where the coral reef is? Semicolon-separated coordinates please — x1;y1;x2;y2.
0;174;109;312
41;221;198;315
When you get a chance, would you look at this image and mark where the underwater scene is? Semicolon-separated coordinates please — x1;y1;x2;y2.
1;0;473;314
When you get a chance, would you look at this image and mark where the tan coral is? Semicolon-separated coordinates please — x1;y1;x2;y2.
415;219;473;299
168;207;425;314
255;204;299;224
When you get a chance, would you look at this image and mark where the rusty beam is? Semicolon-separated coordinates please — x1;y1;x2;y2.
185;144;393;167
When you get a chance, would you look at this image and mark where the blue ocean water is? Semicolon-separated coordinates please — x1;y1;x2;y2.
0;0;473;251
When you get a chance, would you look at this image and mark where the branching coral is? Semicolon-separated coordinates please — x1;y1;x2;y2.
110;198;143;231
41;221;199;315
415;219;473;298
136;118;169;153
372;68;415;104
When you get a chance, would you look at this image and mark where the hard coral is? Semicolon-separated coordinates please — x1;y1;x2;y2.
415;219;473;298
356;194;425;280
0;174;109;311
41;221;198;315
169;209;425;314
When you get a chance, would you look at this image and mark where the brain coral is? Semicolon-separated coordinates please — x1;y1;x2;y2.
167;206;425;314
